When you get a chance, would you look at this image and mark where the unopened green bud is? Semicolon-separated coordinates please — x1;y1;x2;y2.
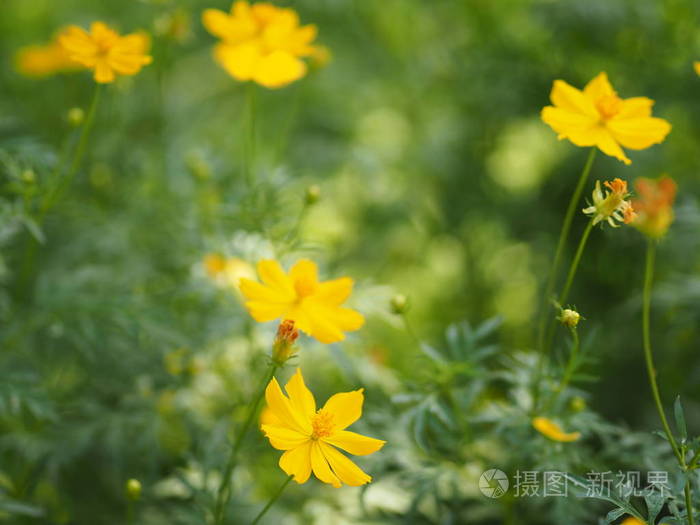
67;107;85;127
390;293;409;314
126;478;142;500
21;169;36;183
557;308;581;328
570;396;586;413
305;185;321;205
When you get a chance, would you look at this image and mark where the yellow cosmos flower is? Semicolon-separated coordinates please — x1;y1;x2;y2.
59;22;152;84
541;72;671;165
204;254;256;292
261;368;385;487
583;178;636;227
631;176;677;239
239;259;364;344
620;518;644;525
532;417;581;442
15;31;83;77
202;1;324;88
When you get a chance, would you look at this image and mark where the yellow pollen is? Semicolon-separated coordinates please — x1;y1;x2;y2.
596;94;622;120
294;276;317;298
311;409;334;439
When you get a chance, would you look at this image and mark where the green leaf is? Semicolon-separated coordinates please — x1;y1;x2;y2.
644;490;667;524
674;395;687;441
604;507;625;523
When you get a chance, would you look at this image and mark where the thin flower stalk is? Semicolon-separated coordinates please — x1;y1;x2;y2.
250;475;293;525
41;84;103;217
642;241;694;525
213;361;279;525
533;148;596;409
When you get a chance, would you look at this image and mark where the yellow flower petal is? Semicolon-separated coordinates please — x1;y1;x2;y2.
299;305;347;343
324;430;386;456
257;259;295;296
549;79;597;118
540;106;598;145
279;440;312;483
616;97;654;118
241;300;290;322
202;9;235;39
319;441;372;486
582;71;615;102
310;441;341;487
214;41;263;81
316;278;354;305
261;424;309;450
532;417;581;442
694;62;700;76
94;60;115;83
322;389;364;430
285;369;316;420
593;128;631;165
606;117;672;151
252;50;307;88
265;377;312;435
289;259;319;291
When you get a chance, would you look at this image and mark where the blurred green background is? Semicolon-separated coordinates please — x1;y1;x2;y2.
1;0;700;523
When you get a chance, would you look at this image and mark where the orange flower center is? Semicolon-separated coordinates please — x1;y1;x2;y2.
311;409;334;439
595;94;622;120
294;276;317;298
604;178;627;196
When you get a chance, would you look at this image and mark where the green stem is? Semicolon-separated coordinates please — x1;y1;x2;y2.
533;219;595;413
127;500;134;525
536;147;596;350
213;362;279;525
686;479;695;525
41;84;102;217
557;219;594;308
642;240;682;466
250;475;293;525
532;148;596;411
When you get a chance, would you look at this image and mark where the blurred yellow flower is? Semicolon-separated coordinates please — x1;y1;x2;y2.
204;254;256;292
694;62;700;76
631;176;677;239
261;368;385;487
583;178;636;227
532;417;581;442
202;1;325;88
620;518;644;525
239;259;364;343
59;22;152;84
15;31;83;77
541;72;671;165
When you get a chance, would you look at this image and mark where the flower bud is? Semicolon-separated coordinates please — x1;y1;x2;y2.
272;319;299;365
125;478;142;501
21;169;36;184
390;294;409;314
557;308;581;328
67;107;85;127
570;396;586;413
305;185;321;205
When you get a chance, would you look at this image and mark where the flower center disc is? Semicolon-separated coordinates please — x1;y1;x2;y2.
596;94;622;120
311;409;334;439
294;277;317;298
